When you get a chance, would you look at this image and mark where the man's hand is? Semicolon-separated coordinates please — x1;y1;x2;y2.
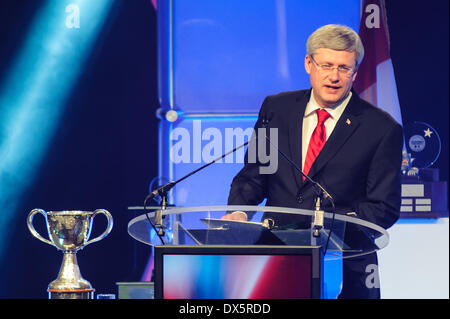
220;211;248;221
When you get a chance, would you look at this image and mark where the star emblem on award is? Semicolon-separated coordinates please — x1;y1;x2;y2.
403;122;441;176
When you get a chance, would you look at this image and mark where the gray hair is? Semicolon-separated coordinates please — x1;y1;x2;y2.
306;24;365;66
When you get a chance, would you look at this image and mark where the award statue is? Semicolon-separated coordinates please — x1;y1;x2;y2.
27;209;113;299
403;121;441;177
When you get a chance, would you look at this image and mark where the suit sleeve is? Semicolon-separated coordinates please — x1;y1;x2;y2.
354;122;403;229
227;97;271;208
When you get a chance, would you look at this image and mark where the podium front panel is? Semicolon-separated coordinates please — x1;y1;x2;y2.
154;245;322;299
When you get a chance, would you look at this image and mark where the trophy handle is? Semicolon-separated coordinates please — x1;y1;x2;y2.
84;209;113;247
27;208;54;247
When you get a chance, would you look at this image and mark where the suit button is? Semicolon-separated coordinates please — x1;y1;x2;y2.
296;195;303;204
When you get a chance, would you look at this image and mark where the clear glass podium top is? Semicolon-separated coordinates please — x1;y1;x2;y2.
127;205;389;259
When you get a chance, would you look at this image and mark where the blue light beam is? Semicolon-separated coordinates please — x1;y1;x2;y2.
0;0;114;261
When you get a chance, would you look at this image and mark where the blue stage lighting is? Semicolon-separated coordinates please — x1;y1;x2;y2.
0;0;114;261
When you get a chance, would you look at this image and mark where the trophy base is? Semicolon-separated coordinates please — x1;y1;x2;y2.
48;288;95;299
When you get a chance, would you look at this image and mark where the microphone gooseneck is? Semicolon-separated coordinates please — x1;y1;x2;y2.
261;111;336;252
145;111;337;252
143;139;250;244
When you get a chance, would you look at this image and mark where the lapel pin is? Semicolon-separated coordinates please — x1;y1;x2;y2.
346;118;351;125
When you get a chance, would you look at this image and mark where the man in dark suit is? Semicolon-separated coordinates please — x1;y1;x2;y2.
222;24;403;298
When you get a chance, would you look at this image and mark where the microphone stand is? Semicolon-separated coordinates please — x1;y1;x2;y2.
261;116;336;254
143;141;250;244
144;114;336;253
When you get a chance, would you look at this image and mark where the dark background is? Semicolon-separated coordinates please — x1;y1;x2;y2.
0;0;447;298
0;0;159;298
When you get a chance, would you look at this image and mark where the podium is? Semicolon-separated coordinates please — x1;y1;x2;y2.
127;205;389;299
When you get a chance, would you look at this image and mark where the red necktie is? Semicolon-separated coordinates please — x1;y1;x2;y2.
303;109;330;181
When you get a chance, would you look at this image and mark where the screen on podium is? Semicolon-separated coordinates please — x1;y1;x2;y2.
154;246;322;299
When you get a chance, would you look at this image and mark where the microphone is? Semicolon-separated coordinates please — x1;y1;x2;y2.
143;138;250;242
261;112;333;199
260;111;335;242
144;181;176;230
146;110;335;250
144;181;176;210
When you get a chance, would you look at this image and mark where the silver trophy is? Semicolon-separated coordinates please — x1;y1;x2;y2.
27;209;113;299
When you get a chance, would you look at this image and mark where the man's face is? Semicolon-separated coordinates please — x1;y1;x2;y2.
304;48;358;108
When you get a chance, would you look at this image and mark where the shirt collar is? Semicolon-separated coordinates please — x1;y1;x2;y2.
304;89;352;119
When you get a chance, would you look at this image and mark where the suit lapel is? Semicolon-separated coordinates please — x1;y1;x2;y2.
306;91;363;181
287;90;310;189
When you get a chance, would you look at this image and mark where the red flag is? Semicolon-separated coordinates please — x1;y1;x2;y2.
150;0;157;10
354;0;403;125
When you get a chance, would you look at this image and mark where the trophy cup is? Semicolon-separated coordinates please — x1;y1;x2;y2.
27;209;113;299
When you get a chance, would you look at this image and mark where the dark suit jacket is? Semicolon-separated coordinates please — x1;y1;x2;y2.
228;88;403;230
227;89;403;298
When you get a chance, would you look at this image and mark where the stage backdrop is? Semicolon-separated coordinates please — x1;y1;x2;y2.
153;0;448;299
157;0;360;211
153;0;361;298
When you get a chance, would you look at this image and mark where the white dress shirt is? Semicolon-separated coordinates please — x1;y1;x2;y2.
301;90;352;170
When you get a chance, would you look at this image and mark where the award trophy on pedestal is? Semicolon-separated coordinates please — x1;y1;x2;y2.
403;121;441;178
27;209;113;299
